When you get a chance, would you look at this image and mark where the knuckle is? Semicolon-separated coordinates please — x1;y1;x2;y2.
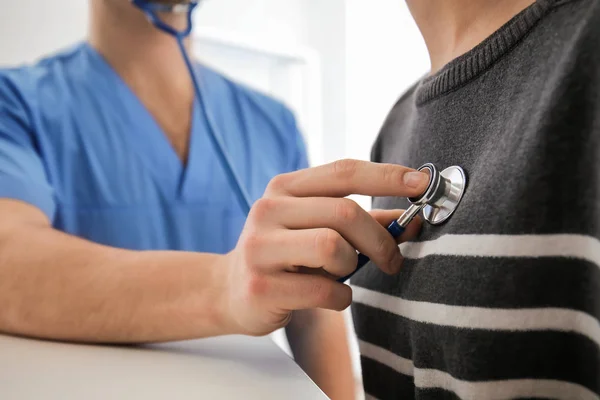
375;235;389;255
240;232;265;265
246;272;269;299
376;235;396;264
382;163;400;184
379;238;398;268
250;198;278;221
265;173;289;194
315;229;343;263
332;159;359;179
334;198;361;223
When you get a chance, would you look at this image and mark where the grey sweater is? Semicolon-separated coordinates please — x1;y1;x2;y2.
351;0;600;399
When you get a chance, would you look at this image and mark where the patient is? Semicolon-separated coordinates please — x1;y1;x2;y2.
351;0;600;398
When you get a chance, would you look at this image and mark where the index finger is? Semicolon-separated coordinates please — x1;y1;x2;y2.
265;159;430;198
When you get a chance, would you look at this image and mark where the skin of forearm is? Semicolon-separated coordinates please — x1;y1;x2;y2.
0;222;235;343
286;309;356;400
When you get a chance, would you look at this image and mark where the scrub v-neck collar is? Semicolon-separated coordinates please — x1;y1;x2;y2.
81;42;206;203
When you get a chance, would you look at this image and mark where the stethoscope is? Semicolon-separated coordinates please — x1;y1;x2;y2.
131;0;253;216
130;0;468;283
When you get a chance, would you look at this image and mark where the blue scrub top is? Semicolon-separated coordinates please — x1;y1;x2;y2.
0;43;308;253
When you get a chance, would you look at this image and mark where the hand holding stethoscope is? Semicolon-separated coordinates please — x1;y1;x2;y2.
224;160;467;335
223;160;431;335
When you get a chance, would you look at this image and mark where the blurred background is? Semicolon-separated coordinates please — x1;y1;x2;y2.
0;0;429;395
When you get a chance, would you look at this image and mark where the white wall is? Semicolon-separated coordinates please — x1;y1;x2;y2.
345;0;429;210
305;0;348;163
198;0;348;165
197;0;309;45
0;0;88;65
198;0;431;178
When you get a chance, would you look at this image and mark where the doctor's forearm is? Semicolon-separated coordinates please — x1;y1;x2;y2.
286;310;356;400
0;202;235;343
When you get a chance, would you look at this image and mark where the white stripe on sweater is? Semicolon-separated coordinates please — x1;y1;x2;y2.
399;234;600;268
352;286;600;348
359;340;600;400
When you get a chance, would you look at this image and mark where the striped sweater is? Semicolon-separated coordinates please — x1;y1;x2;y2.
351;0;600;399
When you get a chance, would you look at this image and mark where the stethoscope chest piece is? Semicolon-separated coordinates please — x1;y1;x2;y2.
422;166;466;225
406;163;467;226
339;162;467;282
418;165;467;225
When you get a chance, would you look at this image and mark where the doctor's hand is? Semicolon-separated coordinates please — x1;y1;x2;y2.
220;159;429;336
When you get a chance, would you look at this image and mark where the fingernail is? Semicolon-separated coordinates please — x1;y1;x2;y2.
404;171;429;189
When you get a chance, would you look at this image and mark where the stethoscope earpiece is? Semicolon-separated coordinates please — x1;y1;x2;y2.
131;0;199;39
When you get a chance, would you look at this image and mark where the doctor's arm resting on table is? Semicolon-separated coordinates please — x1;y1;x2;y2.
0;2;394;399
0;162;428;392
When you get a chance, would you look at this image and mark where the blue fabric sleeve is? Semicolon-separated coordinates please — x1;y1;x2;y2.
282;106;310;171
0;74;56;220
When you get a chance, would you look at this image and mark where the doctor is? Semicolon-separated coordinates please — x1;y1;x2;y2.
0;1;428;398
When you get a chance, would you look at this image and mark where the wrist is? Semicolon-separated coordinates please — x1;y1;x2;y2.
210;252;245;336
173;251;242;339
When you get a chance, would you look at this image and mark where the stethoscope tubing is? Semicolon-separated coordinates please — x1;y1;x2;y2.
133;0;253;215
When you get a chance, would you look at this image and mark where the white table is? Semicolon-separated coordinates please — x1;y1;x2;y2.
0;334;328;399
